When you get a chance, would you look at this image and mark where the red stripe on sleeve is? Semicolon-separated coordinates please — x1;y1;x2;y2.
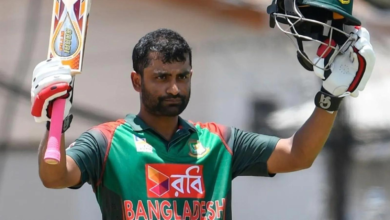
95;119;126;187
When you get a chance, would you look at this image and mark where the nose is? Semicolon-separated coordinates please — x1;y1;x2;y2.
167;82;179;96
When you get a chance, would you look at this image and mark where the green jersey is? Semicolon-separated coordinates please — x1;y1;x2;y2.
66;114;279;220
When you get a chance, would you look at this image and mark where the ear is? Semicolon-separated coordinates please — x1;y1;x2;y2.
131;71;141;92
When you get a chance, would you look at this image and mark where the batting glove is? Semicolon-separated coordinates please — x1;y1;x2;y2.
312;27;375;111
31;57;74;127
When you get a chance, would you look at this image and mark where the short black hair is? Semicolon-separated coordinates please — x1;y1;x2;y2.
132;28;192;75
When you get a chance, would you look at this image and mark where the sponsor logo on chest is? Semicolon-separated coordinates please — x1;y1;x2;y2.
146;164;205;199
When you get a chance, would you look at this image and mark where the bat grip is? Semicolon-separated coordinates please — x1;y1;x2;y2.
44;98;66;165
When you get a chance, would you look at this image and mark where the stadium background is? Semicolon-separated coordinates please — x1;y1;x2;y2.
0;0;389;219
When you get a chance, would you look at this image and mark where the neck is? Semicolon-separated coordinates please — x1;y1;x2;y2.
137;109;179;141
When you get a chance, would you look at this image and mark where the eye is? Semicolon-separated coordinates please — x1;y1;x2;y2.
156;75;166;80
178;74;189;80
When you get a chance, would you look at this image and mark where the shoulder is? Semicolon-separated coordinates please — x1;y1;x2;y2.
187;120;229;131
70;119;127;148
89;118;127;139
68;118;128;152
187;120;232;140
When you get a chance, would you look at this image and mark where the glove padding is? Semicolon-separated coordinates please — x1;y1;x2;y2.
31;57;74;123
312;27;376;98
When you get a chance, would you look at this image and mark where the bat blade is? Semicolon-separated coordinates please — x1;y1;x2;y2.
47;0;91;73
44;0;92;165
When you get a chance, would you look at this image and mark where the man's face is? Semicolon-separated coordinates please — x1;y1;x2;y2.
137;53;192;117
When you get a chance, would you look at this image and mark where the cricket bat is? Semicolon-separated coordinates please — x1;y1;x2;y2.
44;0;92;165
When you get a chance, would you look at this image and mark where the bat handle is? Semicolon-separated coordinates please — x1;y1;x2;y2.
44;98;66;165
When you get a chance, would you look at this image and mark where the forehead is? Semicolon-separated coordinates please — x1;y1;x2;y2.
144;52;191;73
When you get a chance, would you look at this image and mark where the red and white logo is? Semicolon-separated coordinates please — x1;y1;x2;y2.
146;164;205;199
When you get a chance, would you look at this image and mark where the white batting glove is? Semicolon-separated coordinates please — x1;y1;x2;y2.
31;57;74;123
312;27;376;111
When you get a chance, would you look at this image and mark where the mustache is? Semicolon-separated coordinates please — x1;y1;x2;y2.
158;94;186;101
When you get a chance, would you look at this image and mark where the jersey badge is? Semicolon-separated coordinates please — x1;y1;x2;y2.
188;140;210;158
134;135;153;153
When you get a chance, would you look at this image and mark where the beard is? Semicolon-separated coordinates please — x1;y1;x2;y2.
141;84;190;117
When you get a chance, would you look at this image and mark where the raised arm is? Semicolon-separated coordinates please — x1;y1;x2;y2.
38;127;108;189
267;107;336;173
31;58;80;188
38;131;82;189
268;27;375;174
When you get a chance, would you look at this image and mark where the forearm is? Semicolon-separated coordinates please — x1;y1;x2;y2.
291;107;337;166
38;130;68;187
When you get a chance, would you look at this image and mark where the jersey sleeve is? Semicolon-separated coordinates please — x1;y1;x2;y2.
228;127;280;179
65;128;108;190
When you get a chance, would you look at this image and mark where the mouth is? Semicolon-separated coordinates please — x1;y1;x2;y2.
163;98;182;104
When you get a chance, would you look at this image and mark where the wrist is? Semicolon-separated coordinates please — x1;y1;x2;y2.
46;114;73;133
314;89;344;112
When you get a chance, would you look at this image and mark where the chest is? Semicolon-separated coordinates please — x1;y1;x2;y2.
100;131;232;220
104;131;232;195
